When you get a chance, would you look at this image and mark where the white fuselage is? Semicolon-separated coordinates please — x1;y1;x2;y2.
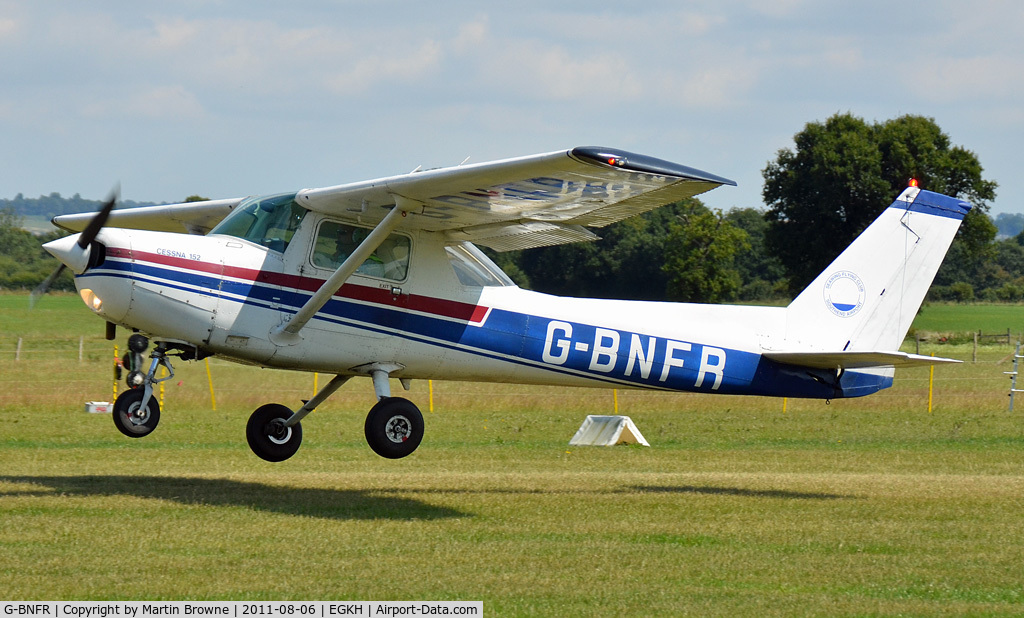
73;215;874;399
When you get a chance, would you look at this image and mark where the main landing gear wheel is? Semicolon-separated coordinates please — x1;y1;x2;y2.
246;403;303;462
112;389;160;438
364;397;423;459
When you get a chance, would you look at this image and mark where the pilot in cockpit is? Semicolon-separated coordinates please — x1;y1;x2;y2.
331;224;384;276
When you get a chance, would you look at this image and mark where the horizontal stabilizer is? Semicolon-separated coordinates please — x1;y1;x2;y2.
763;350;960;370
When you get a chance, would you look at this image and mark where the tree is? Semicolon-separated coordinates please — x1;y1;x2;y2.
763;113;997;294
510;200;701;301
725;207;787;300
662;201;750;303
994;213;1024;238
0;208;74;291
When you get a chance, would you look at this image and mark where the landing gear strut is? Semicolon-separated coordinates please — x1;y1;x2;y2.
112;336;175;438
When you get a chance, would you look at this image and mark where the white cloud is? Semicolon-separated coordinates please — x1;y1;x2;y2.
453;16;488;52
81;84;206;120
490;43;642;101
0;17;16;38
325;39;444;95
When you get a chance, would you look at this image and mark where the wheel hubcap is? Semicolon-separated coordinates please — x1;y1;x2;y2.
385;415;412;443
267;420;292;445
127;402;150;425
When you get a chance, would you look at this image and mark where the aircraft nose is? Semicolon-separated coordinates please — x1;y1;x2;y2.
42;233;91;274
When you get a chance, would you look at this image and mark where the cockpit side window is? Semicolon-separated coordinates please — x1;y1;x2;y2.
311;220;411;281
210;193;305;253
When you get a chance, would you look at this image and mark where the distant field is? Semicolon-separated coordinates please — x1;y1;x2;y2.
913;302;1024;339
1;293;1023;613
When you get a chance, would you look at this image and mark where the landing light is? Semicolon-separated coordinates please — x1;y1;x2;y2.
80;288;103;313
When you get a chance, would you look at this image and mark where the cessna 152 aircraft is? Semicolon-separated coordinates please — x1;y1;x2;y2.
40;146;968;462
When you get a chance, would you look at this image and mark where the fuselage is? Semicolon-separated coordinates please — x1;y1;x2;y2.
71;218;891;400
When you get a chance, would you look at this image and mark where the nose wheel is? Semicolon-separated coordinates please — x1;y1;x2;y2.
113;388;161;437
111;336;175;438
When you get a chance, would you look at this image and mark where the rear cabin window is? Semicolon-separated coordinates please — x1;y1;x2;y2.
311;221;410;281
445;243;514;287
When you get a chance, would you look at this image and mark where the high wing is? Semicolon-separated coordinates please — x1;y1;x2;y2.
51;147;734;250
52;197;245;235
762;350;961;370
296;146;735;251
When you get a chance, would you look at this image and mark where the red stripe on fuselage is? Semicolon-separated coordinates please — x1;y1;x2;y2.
107;246;490;325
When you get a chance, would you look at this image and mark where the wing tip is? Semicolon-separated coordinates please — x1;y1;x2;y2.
570;146;737;187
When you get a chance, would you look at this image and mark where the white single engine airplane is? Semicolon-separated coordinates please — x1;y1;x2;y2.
40;147;967;462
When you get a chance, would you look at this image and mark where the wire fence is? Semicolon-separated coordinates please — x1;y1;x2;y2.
2;335;1021;412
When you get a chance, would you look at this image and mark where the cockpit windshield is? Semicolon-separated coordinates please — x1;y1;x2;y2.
209;192;305;253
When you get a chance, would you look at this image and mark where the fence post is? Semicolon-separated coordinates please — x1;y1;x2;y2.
973;331;978;363
928;352;934;414
79;336;84;363
15;337;22;361
1008;342;1024;412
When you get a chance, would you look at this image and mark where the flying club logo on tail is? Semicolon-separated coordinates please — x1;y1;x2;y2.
822;270;865;317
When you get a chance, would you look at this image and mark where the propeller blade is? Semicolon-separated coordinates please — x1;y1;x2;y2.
77;186;119;249
29;263;66;309
34;185;118;309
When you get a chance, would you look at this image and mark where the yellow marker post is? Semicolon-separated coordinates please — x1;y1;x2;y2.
613;389;619;414
205;358;217;411
428;380;434;413
112;344;119;401
783;397;788;414
313;372;319;397
928;353;935;413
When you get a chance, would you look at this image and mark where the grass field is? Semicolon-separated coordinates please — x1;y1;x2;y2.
2;293;1023;614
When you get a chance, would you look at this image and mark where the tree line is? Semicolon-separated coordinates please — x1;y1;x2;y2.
2;113;1021;303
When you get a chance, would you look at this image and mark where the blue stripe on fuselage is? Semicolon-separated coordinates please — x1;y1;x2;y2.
83;259;891;398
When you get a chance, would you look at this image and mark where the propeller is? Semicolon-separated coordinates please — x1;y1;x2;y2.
31;186;119;308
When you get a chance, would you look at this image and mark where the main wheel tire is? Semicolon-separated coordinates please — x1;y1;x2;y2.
246;403;302;462
112;389;160;438
364;397;423;459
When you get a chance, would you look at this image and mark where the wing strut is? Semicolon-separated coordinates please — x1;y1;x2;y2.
269;202;415;345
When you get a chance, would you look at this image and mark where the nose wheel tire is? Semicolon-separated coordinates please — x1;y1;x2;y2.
113;389;161;438
246;403;302;462
365;397;423;459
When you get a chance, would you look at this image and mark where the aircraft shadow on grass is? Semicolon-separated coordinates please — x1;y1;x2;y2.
364;485;856;501
631;485;855;500
0;475;466;521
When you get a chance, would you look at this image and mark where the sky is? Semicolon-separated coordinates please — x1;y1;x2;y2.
1;1;1022;215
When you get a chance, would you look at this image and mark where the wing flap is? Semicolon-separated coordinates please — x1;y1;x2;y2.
763;350;961;369
446;221;599;252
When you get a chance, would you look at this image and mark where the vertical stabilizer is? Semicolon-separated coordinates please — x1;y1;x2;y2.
782;187;971;352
